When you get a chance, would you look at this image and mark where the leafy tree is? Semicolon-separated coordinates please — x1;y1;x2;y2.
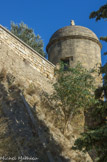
51;62;96;134
10;22;45;57
73;3;107;162
89;3;107;115
89;4;107;21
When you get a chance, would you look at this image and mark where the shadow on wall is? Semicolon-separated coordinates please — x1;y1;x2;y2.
0;71;70;162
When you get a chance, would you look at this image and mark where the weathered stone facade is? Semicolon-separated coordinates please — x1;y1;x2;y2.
47;25;101;69
0;25;55;80
47;24;102;87
0;24;102;89
0;23;101;162
0;25;56;94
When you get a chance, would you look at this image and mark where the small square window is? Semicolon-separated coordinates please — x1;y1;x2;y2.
61;58;69;70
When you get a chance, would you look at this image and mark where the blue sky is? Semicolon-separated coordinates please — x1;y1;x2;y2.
0;0;106;65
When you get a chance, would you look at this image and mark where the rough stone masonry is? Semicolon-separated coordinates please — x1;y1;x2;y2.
0;25;55;93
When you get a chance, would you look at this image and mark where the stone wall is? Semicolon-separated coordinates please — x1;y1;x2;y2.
0;25;55;80
0;25;56;94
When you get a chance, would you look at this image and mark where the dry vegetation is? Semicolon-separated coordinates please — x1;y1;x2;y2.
0;69;19;157
0;68;92;161
24;88;92;161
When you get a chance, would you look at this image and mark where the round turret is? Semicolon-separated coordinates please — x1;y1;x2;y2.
46;22;102;70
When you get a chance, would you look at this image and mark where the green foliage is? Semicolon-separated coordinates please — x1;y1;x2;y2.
100;36;107;42
73;109;107;161
73;4;107;162
89;2;107;100
10;22;45;57
51;62;95;133
89;4;107;21
73;98;107;161
72;124;107;159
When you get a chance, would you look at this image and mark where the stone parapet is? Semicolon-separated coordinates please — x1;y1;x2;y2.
0;25;55;80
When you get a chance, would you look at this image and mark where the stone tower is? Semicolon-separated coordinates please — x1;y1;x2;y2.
46;21;102;71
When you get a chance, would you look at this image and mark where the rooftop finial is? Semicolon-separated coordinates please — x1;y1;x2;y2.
70;20;75;26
